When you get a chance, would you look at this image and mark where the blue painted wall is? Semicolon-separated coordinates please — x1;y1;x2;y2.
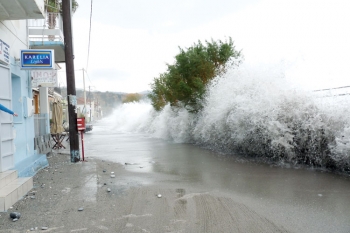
10;57;48;176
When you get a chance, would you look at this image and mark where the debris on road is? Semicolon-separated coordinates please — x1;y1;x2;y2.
9;212;21;219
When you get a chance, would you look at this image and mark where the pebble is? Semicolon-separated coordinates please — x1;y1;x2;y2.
157;194;162;198
30;196;36;199
103;169;106;172
10;212;21;219
110;175;115;178
12;218;18;222
30;228;34;231
104;183;107;185
41;227;48;230
78;208;84;211
107;188;111;192
111;172;114;174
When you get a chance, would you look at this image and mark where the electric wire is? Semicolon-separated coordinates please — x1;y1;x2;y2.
86;0;93;71
84;69;93;86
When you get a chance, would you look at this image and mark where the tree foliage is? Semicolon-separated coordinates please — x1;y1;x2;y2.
149;38;241;112
46;0;79;13
123;93;141;103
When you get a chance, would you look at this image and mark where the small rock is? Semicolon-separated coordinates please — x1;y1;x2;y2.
41;227;48;230
30;228;34;231
103;169;106;172
110;175;115;178
139;166;143;168
107;188;111;192
157;194;162;198
30;196;36;199
10;212;21;219
104;183;107;185
78;208;84;211
12;218;18;222
111;172;114;174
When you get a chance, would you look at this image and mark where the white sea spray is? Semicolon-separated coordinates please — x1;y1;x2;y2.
104;64;350;172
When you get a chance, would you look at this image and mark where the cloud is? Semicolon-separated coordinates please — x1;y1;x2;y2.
68;0;350;92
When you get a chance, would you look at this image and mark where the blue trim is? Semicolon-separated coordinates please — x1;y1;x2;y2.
29;41;64;47
16;154;49;177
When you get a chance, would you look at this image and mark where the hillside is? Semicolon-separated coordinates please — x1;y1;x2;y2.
54;87;149;117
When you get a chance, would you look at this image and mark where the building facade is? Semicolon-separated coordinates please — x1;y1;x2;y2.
0;0;56;211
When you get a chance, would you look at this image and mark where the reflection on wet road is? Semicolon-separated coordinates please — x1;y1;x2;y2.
85;124;350;233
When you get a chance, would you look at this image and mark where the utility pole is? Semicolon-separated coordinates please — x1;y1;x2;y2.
62;0;80;162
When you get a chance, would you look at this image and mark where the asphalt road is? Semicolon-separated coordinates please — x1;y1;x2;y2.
0;125;349;232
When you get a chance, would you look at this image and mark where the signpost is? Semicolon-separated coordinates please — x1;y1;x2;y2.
31;70;58;87
77;118;85;161
0;39;10;65
20;49;55;70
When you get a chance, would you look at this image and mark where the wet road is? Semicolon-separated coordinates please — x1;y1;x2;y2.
84;123;350;233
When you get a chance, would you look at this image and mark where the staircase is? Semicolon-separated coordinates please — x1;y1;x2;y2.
0;170;33;212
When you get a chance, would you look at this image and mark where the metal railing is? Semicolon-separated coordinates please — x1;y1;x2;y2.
313;86;350;98
28;12;64;42
34;114;49;137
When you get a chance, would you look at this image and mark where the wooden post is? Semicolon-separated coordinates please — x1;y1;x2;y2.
62;0;80;162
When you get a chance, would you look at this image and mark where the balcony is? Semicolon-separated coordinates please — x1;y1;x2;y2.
28;12;65;63
0;0;45;20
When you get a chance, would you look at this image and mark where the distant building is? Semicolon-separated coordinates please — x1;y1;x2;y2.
76;97;94;122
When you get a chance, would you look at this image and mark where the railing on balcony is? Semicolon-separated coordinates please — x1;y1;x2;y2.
28;12;64;43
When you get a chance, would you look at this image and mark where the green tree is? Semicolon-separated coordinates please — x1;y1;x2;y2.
149;38;241;112
123;93;141;103
46;0;79;13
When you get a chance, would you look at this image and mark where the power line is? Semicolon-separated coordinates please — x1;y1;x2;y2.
84;69;93;86
86;0;93;71
313;85;350;92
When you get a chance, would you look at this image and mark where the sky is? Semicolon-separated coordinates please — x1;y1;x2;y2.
57;0;350;93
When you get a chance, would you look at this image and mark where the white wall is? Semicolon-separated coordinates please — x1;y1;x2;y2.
0;20;28;59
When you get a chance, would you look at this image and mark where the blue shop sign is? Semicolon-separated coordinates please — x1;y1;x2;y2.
21;50;55;69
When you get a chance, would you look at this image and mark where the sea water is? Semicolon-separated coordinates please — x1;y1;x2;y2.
103;64;350;173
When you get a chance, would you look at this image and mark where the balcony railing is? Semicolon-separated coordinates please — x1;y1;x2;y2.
28;12;64;43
